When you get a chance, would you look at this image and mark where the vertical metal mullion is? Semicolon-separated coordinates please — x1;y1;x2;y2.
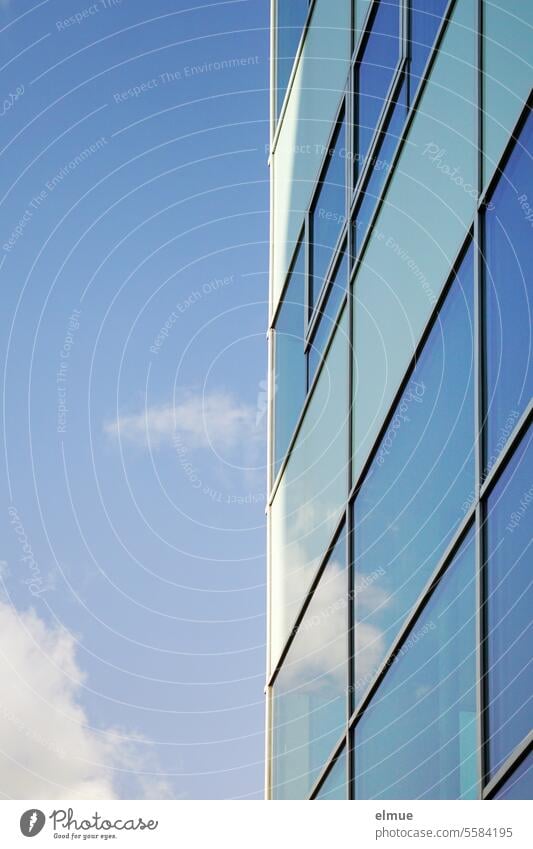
474;0;487;800
346;35;356;799
347;504;355;798
352;57;359;200
478;203;491;795
474;216;486;799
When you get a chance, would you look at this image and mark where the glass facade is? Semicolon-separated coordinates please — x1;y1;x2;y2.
315;747;348;799
493;753;533;801
355;528;478;800
355;0;401;179
272;528;347;800
353;244;475;689
270;308;349;665
273;241;306;477
486;431;532;778
308;248;348;386
408;0;448;100
484;112;533;468
275;1;310;121
268;0;533;800
310;117;347;311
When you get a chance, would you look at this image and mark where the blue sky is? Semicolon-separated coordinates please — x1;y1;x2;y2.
0;0;269;799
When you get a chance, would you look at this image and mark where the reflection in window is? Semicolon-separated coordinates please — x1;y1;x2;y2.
485;111;533;467
273;242;306;477
310;118;346;311
353;243;474;689
270;308;349;663
355;528;478;799
316;747;347;799
275;0;310;120
409;0;448;101
272;529;347;800
356;0;401;181
493;753;533;800
354;78;406;251
308;250;348;386
486;428;533;778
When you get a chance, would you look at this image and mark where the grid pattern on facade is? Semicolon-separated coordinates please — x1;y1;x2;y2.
267;0;532;800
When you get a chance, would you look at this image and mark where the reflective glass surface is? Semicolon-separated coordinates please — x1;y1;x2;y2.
311;118;347;310
486;428;533;777
354;78;406;251
272;0;351;310
355;528;478;799
308;250;348;386
353;244;475;688
356;0;400;178
276;0;310;119
409;0;448;101
273;242;306;477
316;747;347;799
483;0;533;188
493;754;533;800
351;0;476;481
270;308;349;665
354;0;372;49
272;529;347;800
485;112;533;468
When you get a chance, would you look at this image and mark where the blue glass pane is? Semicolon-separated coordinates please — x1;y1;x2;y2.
353;244;475;689
486;428;533;777
357;0;401;177
409;0;448;101
274;243;306;476
308;251;348;385
276;0;310;119
485;112;533;467
494;753;533;800
311;119;347;310
354;79;407;251
316;748;347;799
272;529;348;799
355;528;478;800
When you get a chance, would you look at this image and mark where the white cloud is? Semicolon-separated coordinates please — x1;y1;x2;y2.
104;389;264;453
0;601;172;800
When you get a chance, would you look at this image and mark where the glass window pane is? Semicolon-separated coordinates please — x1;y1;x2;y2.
311;118;347;310
484;112;533;468
409;0;448;102
351;0;477;482
272;529;347;800
353;245;475;689
276;0;310;119
272;0;351;311
354;0;372;50
483;0;533;189
356;0;401;177
355;528;478;800
271;307;349;665
354;78;406;251
308;251;348;386
316;747;347;799
273;243;306;477
493;753;533;800
486;428;533;777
